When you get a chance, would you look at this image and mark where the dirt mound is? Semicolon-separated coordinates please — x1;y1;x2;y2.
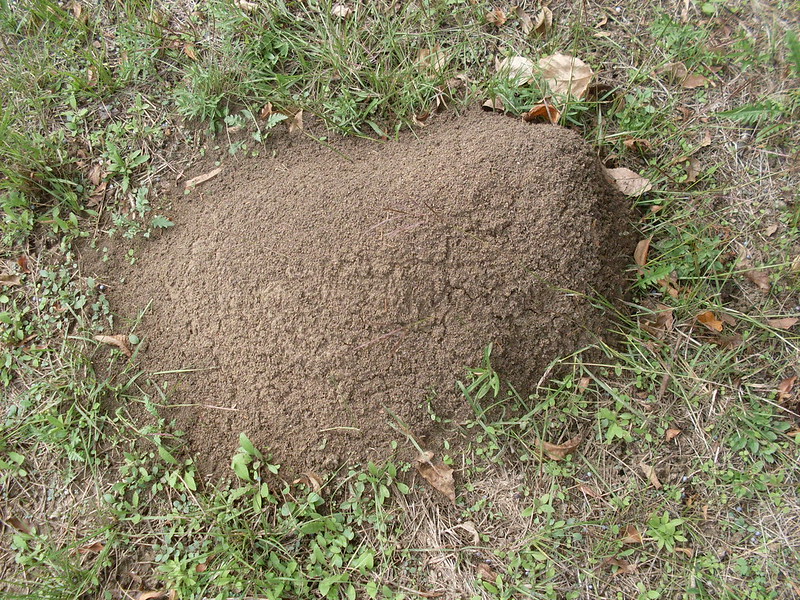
89;111;633;477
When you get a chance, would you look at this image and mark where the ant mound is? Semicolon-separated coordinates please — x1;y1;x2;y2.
93;111;633;477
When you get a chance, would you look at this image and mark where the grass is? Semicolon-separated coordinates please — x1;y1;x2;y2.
1;0;799;599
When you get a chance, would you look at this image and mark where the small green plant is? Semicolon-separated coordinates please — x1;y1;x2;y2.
646;511;688;553
597;407;635;444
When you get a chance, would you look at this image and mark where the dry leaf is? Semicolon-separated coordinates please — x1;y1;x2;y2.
417;45;446;72
634;238;651;269
234;0;257;11
94;334;132;357
485;8;506;26
77;541;105;554
621;524;643;544
17;255;30;273
713;334;743;350
496;56;536;85
578;484;601;498
682;73;709;89
767;317;798;329
685;156;700;182
675;547;694;558
331;3;351;18
455;521;480;544
639;462;662;489
260;102;274;120
778;376;797;401
293;471;323;493
476;562;497;580
482;97;505;112
764;223;779;237
531;7;553;36
624;138;652;151
288;110;304;133
666;428;682;442
699;130;712;147
653;304;674;332
185;167;222;189
538;53;593;99
513;6;533;34
6;516;33;535
195;562;208;573
657;61;688;83
539;433;582;461
601;556;637;575
577;376;591;391
0;274;21;287
88;163;103;186
88;181;107;207
606;167;652;196
744;268;771;292
697;311;723;333
183;42;197;60
415;451;455;504
595;14;608;27
137;592;176;600
522;101;560;124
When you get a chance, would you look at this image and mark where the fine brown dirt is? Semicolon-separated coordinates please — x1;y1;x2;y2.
86;110;634;478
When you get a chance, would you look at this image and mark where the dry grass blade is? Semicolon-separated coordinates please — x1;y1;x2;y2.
185;167;222;188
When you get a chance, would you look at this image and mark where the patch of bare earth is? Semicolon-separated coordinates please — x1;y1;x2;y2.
85;110;634;477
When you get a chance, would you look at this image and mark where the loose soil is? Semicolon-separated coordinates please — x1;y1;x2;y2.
87;110;634;478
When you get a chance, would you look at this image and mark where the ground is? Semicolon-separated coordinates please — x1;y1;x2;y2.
1;1;799;600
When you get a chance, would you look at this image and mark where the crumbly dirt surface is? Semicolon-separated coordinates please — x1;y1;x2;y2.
84;110;634;478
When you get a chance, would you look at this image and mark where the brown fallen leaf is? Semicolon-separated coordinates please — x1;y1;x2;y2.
522;101;560;124
455;520;480;544
675;547;694;557
578;483;601;498
137;592;177;600
744;268;771;292
17;255;30;273
5;516;33;535
293;471;323;493
475;562;497;580
624;138;652;152
94;334;132;357
653;304;674;332
260;102;274;120
415;451;455;504
183;42;198;61
682;73;709;89
697;311;723;333
764;223;779;237
639;462;662;489
417;45;446;72
531;7;553;36
577;376;591;391
331;3;351;18
88;163;103;186
666;428;682;442
657;61;688;83
767;317;799;329
77;541;105;554
601;556;637;575
496;56;536;85
88;181;107;207
539;433;583;461
288;110;304;133
606;167;652;196
538;53;593;99
634;238;651;270
713;334;743;350
185;167;222;189
778;376;797;401
485;8;506;26
482;97;505;112
513;6;533;35
0;274;21;287
621;524;643;544
195;561;208;573
684;156;701;182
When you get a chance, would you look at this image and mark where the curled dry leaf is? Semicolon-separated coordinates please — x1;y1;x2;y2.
621;524;643;544
415;451;455;504
767;317;799;330
496;56;536;85
531;7;553;36
633;238;651;270
288;110;304;133
624;138;652;151
578;483;601;498
539;433;582;461
538;53;593;99
665;428;682;442
696;311;723;333
331;3;352;18
94;334;132;357
485;8;507;26
260;102;274;120
605;167;652;196
639;462;662;489
601;556;637;575
744;268;771;292
476;562;497;581
513;6;533;34
0;274;22;287
294;471;323;493
522;101;560;124
675;547;695;558
778;376;797;401
88;163;103;186
77;541;105;554
455;520;480;544
185;167;222;189
183;42;197;61
482;97;505;112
